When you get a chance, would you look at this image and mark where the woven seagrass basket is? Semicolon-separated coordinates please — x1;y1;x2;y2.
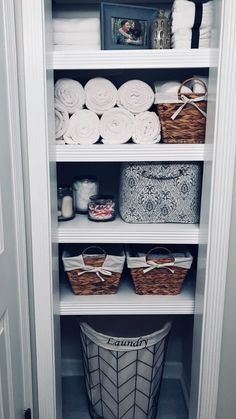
127;246;192;295
156;78;207;144
63;246;124;295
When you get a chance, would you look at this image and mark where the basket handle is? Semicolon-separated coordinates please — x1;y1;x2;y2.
142;169;183;181
82;246;106;257
178;77;208;98
143;247;175;274
146;246;174;261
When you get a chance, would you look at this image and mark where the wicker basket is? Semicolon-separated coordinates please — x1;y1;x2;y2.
127;246;193;295
62;245;125;295
156;78;207;143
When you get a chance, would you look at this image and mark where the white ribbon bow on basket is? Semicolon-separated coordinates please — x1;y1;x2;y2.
171;94;207;121
143;260;175;274
77;266;112;282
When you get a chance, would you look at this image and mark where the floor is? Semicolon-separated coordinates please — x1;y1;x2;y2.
62;376;188;419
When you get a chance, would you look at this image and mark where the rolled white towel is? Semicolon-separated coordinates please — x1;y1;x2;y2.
132;112;161;144
117;80;154;114
192;76;208;93
53;32;100;46
85;78;117;115
54;78;85;114
172;0;213;32
54;100;69;139
100;108;134;144
64;110;100;144
53;17;100;33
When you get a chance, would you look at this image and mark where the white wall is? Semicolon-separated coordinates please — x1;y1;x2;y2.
216;158;236;419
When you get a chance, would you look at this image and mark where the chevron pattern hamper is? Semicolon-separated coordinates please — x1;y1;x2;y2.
80;320;171;419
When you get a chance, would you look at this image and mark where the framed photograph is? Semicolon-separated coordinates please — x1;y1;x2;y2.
100;2;157;50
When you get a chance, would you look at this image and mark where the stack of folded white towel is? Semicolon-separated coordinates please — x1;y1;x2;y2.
53;17;100;50
171;0;213;49
54;78;159;145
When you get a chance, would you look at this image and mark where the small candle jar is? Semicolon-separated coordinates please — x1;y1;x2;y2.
88;195;116;222
73;176;99;213
58;186;75;221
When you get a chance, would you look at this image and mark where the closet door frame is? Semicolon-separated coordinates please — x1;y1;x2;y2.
17;0;236;418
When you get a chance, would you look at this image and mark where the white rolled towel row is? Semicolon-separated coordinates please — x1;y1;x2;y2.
53;32;100;47
54;101;69;140
100;108;134;144
85;78;117;115
53;17;100;34
133;112;161;144
117;80;154;114
55;78;85;114
64;109;100;144
57;108;161;145
171;0;213;32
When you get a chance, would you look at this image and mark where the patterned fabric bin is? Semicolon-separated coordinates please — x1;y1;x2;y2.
119;162;202;223
80;318;171;419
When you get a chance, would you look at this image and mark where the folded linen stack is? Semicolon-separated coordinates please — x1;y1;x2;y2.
171;0;213;49
53;17;100;50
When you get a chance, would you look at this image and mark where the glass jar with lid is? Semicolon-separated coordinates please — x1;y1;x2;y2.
73;176;99;213
58;186;75;221
88;195;116;222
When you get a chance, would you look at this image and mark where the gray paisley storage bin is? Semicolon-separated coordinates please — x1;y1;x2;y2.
119;162;202;223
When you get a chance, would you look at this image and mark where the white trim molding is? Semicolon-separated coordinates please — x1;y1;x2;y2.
190;1;236;418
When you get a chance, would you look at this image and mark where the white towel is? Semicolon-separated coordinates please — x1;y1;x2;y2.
85;78;117;115
154;81;192;104
54;100;69;139
53;17;100;33
53;32;100;47
172;0;213;32
117;80;154;115
171;28;212;48
192;76;208;93
100;108;134;144
54;78;85;115
132;112;161;144
64;110;100;145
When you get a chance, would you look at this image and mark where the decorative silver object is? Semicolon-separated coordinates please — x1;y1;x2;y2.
151;10;171;50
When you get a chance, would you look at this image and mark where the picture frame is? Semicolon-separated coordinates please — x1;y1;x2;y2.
100;2;158;50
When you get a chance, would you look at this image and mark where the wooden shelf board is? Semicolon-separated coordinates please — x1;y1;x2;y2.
60;275;195;315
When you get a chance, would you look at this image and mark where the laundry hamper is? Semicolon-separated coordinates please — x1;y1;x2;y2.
119;161;202;223
156;78;207;143
80;318;171;419
126;245;193;295
62;245;125;295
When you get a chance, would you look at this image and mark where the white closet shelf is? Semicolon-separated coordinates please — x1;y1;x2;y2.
52;143;212;162
52;48;218;69
60;276;195;315
55;214;200;243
